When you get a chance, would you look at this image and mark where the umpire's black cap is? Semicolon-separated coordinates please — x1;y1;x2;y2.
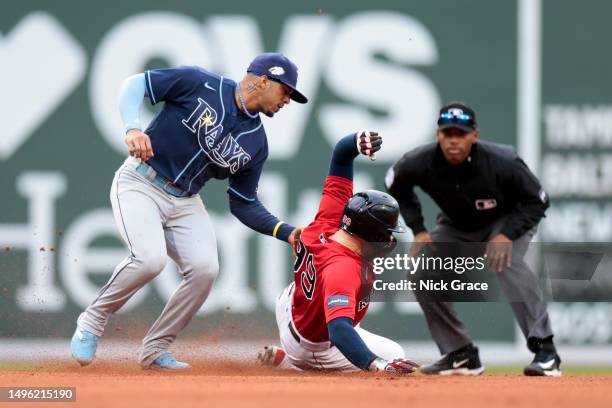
247;53;308;104
437;102;477;132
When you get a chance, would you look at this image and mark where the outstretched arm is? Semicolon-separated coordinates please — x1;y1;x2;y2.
329;131;382;180
328;317;377;369
229;195;297;243
312;131;382;229
328;317;418;373
228;159;298;243
324;262;417;374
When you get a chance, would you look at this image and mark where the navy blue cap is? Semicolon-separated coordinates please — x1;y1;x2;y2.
247;53;308;104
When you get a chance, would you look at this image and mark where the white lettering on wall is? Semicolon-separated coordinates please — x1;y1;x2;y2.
90;12;215;154
319;11;440;161
0;173;67;311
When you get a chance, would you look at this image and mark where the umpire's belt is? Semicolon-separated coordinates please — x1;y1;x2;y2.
135;162;192;198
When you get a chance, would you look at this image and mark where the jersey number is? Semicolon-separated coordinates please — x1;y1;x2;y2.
293;240;317;300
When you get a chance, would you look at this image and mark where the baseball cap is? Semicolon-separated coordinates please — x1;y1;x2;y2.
247;53;308;104
437;102;477;132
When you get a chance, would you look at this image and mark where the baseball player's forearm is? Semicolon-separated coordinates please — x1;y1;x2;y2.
229;195;294;242
118;73;146;133
329;132;382;180
328;134;359;180
328;317;378;371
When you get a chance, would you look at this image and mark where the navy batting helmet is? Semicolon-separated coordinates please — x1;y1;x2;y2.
340;190;406;243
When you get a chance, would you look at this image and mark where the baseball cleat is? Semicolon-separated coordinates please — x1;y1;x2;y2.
70;328;100;366
420;344;485;376
150;352;191;370
523;351;562;377
257;345;286;367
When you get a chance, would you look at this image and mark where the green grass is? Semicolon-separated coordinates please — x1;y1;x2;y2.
0;362;39;370
484;366;612;375
1;362;612;376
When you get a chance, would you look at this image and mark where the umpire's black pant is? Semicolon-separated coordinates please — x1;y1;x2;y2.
418;215;553;355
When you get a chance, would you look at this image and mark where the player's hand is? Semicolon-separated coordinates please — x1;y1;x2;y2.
288;227;303;256
409;231;433;257
125;128;154;161
355;130;382;159
368;357;419;374
485;233;512;273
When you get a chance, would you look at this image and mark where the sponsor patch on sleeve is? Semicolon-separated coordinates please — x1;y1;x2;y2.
327;295;350;308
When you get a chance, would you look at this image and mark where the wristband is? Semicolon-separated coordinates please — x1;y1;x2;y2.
272;221;284;238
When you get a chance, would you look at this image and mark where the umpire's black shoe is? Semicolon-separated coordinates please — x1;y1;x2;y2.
420;344;485;376
523;336;562;377
524;350;562;377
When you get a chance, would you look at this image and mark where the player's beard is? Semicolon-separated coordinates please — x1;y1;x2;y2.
263;111;275;118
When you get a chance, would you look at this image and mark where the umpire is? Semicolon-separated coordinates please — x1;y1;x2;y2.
385;102;561;377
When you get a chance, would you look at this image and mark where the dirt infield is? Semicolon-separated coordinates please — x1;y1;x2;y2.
1;362;611;408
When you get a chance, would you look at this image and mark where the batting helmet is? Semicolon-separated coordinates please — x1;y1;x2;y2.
340;190;406;243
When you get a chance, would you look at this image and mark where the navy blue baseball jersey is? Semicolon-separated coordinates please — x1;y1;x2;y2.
144;66;266;200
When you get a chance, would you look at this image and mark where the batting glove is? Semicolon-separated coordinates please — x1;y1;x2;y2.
355;130;382;158
368;357;419;374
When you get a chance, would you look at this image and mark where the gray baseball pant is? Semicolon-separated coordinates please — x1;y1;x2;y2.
418;216;553;355
77;157;219;367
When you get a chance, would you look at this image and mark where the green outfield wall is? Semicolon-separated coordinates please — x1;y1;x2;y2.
1;0;611;346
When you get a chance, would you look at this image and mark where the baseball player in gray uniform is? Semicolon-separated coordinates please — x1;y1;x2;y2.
71;53;306;369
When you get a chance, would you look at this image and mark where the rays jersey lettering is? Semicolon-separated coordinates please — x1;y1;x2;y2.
182;98;251;175
143;65;268;196
209;133;252;174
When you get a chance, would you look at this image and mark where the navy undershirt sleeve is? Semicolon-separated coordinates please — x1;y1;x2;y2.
327;317;378;370
229;196;294;242
328;134;359;180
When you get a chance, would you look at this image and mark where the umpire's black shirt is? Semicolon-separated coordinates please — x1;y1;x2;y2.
385;140;549;240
